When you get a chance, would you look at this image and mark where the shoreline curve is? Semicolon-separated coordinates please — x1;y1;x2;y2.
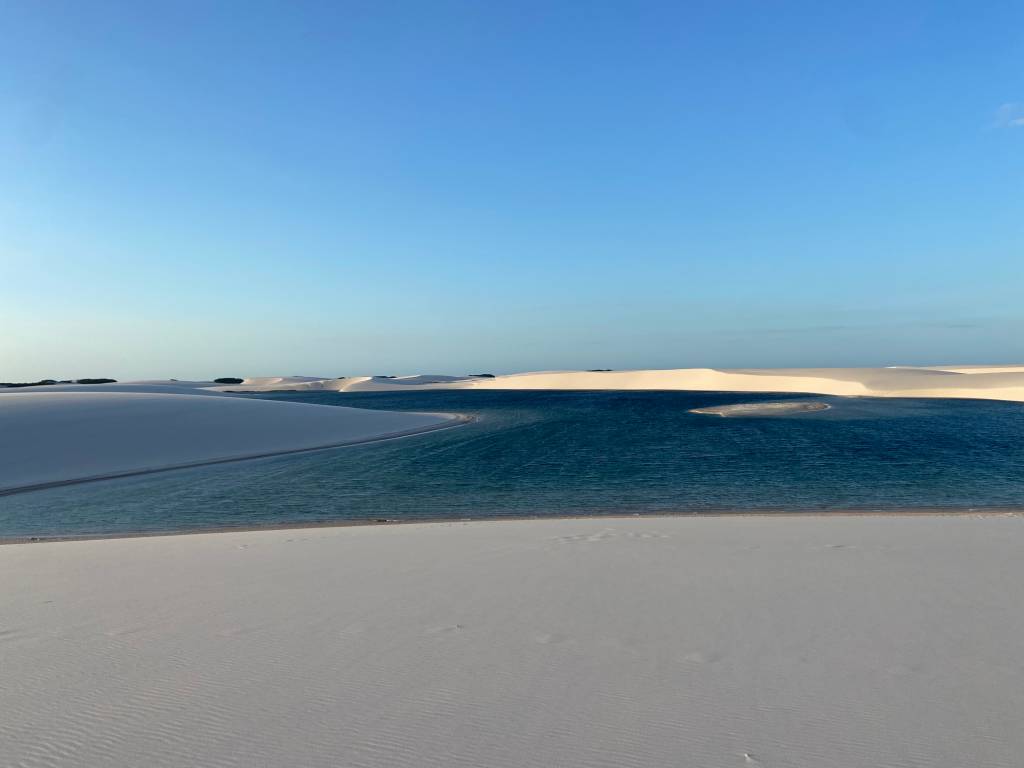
0;414;471;499
4;505;1022;545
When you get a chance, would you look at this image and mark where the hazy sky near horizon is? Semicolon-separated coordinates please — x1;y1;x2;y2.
3;1;1023;380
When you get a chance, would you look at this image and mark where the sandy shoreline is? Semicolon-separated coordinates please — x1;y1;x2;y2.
3;514;1022;767
0;387;464;494
2;507;1023;545
0;414;470;499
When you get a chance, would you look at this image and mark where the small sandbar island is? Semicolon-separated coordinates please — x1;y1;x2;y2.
690;400;832;417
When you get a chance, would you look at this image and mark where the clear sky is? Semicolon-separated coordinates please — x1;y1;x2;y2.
2;1;1022;380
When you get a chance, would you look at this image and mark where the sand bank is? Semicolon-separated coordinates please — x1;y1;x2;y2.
2;514;1021;767
690;400;831;416
0;390;460;494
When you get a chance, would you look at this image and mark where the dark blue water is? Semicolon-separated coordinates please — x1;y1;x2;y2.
2;390;1023;538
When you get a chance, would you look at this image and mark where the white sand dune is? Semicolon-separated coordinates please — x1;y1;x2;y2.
212;365;1024;403
0;390;459;494
234;375;331;388
204;375;472;393
120;379;225;388
467;366;1024;401
2;515;1022;768
918;364;1024;374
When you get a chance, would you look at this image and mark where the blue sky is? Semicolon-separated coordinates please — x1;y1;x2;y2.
2;1;1022;379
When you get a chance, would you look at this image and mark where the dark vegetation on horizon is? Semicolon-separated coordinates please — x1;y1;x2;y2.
213;378;244;384
1;378;117;388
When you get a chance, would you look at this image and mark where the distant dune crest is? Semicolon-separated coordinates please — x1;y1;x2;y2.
192;365;1024;404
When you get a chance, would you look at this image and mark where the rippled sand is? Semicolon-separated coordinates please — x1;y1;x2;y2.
3;515;1022;767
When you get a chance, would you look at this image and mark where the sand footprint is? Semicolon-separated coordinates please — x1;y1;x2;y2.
682;650;723;664
553;528;668;543
886;663;919;676
0;627;30;643
105;625;149;638
426;624;465;635
533;632;572;645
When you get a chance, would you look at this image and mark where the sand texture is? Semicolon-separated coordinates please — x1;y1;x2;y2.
2;515;1022;767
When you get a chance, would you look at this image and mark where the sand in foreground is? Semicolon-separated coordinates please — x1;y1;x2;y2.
2;515;1021;768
